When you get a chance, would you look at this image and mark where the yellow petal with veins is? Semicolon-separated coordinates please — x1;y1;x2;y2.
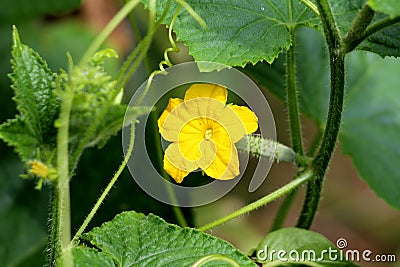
158;98;184;142
184;83;227;103
164;143;198;183
178;118;206;161
228;105;259;134
196;139;217;170
215;106;247;143
204;143;239;180
163;156;190;183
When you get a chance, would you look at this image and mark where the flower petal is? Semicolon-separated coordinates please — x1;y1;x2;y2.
203;143;239;180
184;83;227;104
197;140;217;170
158;98;184;142
214;106;247;143
164;143;198;183
228;105;258;134
178;118;206;161
163;156;190;183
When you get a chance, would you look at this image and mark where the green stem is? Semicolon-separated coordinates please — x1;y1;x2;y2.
343;3;375;53
286;28;304;158
297;0;345;229
127;10;153;74
70;123;136;245
364;15;400;41
56;92;73;266
79;0;141;66
47;186;60;266
198;170;314;231
299;0;319;15
268;28;306;231
344;9;400;53
115;0;171;90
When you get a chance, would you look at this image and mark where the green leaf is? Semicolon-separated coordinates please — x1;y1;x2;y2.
142;0;318;66
368;0;400;17
340;52;400;210
0;0;81;23
5;27;59;158
256;227;358;266
74;211;256;266
72;247;115;267
0;117;37;160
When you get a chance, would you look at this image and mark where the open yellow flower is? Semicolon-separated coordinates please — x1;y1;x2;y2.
158;84;258;183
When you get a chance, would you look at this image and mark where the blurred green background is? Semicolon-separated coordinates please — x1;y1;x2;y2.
0;1;399;266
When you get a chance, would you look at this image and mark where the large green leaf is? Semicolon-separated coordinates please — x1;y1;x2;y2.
246;28;400;209
368;0;400;17
74;211;256;266
255;227;357;266
0;0;81;23
340;52;400;209
143;0;319;66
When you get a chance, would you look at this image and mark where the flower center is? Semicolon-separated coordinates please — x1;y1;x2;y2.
204;128;213;140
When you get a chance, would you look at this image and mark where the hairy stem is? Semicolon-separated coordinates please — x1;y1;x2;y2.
297;0;345;229
47;186;60;266
364;15;400;40
343;3;375;53
286;29;304;157
199;170;314;231
56;92;73;266
70;124;136;245
269;28;305;231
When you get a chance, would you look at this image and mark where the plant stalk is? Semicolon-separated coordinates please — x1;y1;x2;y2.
47;186;60;266
286;29;304;158
70;124;136;245
297;0;345;229
343;3;375;53
199;170;314;231
56;92;74;266
269;28;305;231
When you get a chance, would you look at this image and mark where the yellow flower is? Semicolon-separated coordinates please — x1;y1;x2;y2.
28;161;50;178
158;84;258;183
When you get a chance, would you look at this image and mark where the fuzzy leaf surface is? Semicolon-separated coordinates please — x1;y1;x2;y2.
75;211;256;266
